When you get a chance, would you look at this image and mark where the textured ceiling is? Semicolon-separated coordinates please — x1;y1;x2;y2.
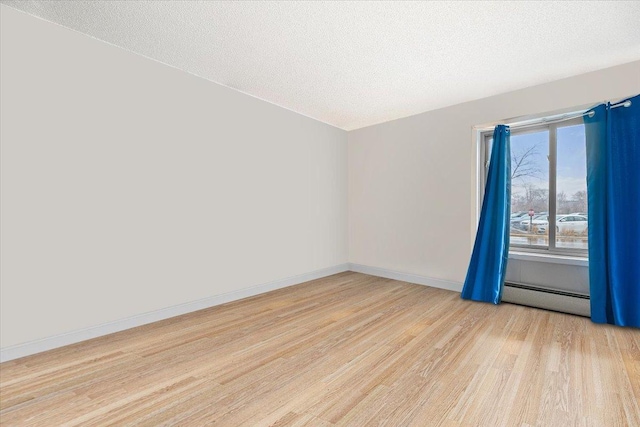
3;1;640;130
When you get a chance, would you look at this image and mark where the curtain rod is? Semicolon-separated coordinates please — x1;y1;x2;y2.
504;99;633;131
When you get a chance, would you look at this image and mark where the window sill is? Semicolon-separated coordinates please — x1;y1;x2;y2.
509;251;588;267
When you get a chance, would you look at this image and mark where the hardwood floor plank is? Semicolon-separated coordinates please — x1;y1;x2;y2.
1;272;638;426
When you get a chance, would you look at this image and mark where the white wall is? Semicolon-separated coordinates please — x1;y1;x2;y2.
348;60;640;287
0;6;348;349
3;4;639;356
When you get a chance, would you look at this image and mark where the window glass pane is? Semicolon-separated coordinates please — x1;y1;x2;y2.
556;124;588;250
510;130;549;248
485;137;493;182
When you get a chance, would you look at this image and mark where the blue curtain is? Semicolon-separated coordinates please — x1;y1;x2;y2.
584;94;640;327
462;125;511;304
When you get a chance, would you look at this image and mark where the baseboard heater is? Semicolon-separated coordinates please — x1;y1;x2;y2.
502;282;590;317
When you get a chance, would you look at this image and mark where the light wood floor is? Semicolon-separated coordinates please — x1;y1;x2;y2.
1;272;638;426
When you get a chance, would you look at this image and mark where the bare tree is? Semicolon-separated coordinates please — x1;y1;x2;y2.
511;145;542;181
557;191;569;214
573;190;587;213
511;183;548;213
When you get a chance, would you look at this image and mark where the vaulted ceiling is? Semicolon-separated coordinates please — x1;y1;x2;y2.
3;1;640;130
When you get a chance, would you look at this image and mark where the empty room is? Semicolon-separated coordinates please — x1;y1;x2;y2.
1;1;639;426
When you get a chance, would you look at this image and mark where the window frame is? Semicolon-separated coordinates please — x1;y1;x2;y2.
480;117;588;258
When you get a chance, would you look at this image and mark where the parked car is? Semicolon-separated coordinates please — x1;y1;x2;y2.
535;214;588;235
510;212;530;229
518;213;548;232
557;215;588;234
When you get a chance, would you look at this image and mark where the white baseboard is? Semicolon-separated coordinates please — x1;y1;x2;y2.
1;263;460;363
0;263;349;363
348;263;463;293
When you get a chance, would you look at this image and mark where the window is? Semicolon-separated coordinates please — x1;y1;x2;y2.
481;117;588;255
